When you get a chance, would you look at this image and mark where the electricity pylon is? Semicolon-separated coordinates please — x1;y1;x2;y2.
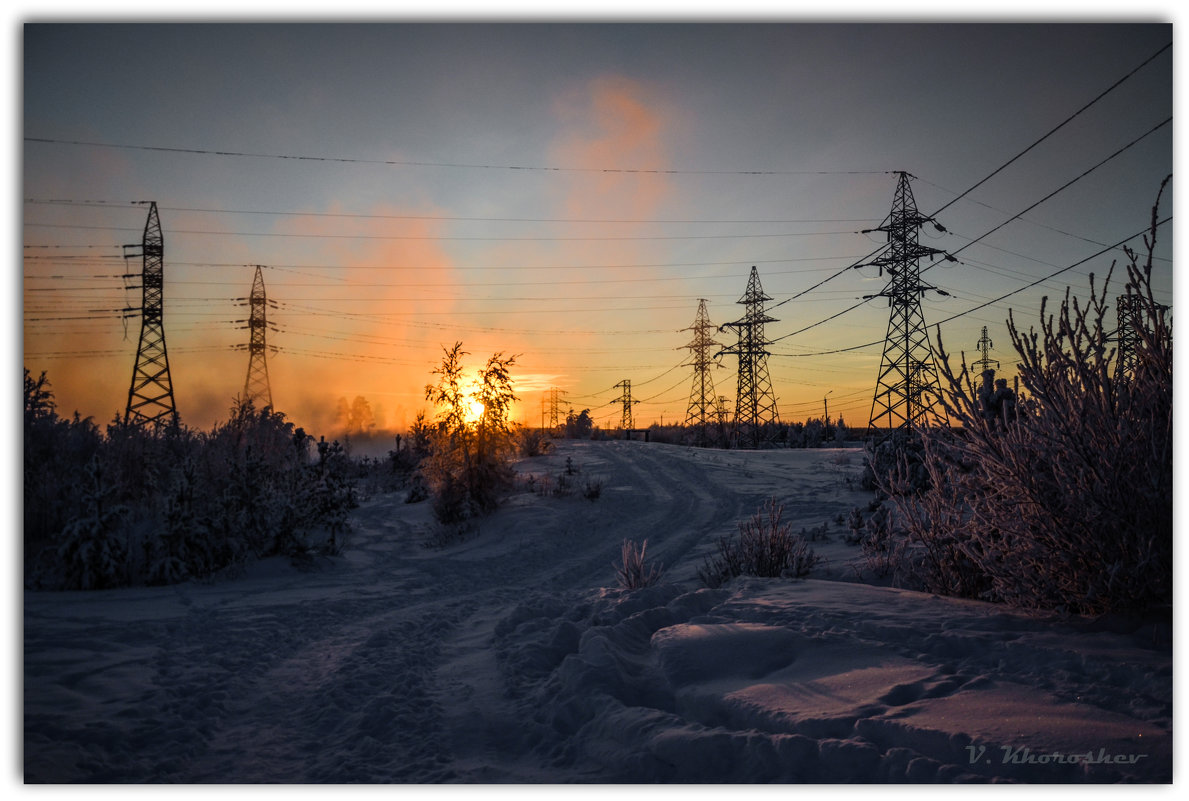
613;379;639;430
682;298;721;440
863;172;951;439
717;266;779;448
972;325;1000;376
546;387;566;432
123;201;178;427
240;265;277;409
1114;293;1145;384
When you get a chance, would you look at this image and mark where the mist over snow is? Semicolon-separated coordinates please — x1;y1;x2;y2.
23;441;1171;784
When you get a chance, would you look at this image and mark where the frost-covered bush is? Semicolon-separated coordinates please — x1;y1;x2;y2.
699;498;819;587
517;426;552;457
24;370;102;559
582;477;604;501
145;456;215;585
802;418;824;449
26;386;360;589
56;456;129;590
856;504;911;582
422;343;519;524
615;539;665;589
860;432;928;493
618;537;665;587
878;184;1172;616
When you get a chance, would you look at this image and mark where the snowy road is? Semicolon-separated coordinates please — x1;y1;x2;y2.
24;440;761;782
23;440;1172;783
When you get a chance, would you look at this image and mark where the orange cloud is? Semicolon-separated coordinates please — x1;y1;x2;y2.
550;74;673;221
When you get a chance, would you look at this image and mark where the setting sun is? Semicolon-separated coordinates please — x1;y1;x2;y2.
465;398;486;424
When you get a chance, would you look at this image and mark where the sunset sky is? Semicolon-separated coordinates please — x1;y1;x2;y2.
21;19;1174;438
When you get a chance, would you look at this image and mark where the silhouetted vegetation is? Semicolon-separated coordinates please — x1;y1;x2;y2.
421;342;520;524
615;539;664;590
870;182;1172;616
25;382;362;590
698;498;819;587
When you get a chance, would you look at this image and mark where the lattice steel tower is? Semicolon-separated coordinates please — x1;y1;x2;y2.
123;201;178;426
613;379;639;430
718;266;780;448
546;387;565;432
972;325;1000;376
864;173;950;438
682;299;721;438
241;265;276;409
1114;293;1146;384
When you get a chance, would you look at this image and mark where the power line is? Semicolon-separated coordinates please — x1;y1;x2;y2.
769;216;1170;359
24;137;893;177
25;198;876;226
761;44;1170;321
25;221;861;243
928;41;1171;219
770;116;1170;347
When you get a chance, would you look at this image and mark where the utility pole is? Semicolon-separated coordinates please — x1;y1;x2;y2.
972;325;1000;376
862;172;951;440
613;379;639;430
682;298;721;443
123;201;178;427
717;266;780;449
823;389;832;426
239;265;277;410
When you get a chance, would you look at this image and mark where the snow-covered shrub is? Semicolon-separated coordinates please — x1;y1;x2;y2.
24;370;102;563
145;456;215;585
582;477;604;501
615;539;665;589
844;507;866;545
57;456;129;590
517;426;552;457
307;437;356;556
564;408;593;439
200;401;357;560
802;418;824;449
860;432;928;493
422;344;519;523
856;504;912;582
879;183;1172;615
26;385;364;589
799;522;830;542
698;498;820;587
405;472;430;503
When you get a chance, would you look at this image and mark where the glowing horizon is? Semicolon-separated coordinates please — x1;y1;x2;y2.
23;24;1173;439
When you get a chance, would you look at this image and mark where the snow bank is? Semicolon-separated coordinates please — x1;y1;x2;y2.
493;577;1171;782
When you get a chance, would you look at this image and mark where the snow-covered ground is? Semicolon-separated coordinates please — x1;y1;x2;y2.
23;440;1172;783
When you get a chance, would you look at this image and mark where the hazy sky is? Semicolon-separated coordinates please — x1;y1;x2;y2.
22;20;1174;435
